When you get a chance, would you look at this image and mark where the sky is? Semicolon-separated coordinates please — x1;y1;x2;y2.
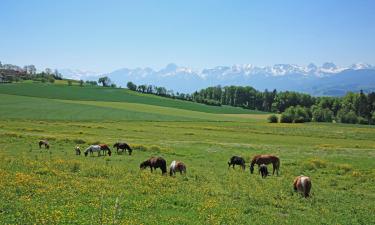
1;0;375;73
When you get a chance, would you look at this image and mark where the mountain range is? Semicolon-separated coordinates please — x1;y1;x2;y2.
60;63;375;96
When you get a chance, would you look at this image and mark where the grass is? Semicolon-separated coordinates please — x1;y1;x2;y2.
0;83;374;224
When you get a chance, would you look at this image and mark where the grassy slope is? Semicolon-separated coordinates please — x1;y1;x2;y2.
0;83;265;114
0;83;374;224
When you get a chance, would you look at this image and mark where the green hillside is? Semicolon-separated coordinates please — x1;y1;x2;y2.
0;83;265;114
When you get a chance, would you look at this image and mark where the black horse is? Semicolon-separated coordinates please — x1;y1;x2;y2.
113;142;133;155
228;156;246;170
259;164;269;178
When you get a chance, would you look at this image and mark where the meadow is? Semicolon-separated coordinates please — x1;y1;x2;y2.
0;83;374;224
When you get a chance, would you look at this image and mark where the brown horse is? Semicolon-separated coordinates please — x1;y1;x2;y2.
293;175;312;198
113;142;133;155
169;160;186;176
38;140;50;149
250;154;280;175
99;144;112;156
140;157;167;175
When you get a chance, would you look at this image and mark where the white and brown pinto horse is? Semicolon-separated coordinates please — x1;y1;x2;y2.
38;140;50;149
293;175;312;198
75;146;81;155
169;160;186;176
84;145;111;157
250;154;280;175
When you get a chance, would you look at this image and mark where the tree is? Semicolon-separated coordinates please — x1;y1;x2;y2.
126;82;137;91
79;80;84;87
45;68;53;75
98;76;111;87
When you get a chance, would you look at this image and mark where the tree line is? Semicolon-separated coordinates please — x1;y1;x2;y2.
127;81;375;125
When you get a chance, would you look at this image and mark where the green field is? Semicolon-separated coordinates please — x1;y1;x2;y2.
0;83;374;224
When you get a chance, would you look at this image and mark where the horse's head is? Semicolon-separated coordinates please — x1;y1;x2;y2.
46;144;50;149
108;149;112;156
113;143;118;148
140;161;147;169
84;151;88;157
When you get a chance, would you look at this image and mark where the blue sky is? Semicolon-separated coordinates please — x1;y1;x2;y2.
1;0;375;72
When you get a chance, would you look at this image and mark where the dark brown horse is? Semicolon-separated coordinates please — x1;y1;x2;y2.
38;140;50;149
293;175;312;198
99;144;112;156
140;157;167;175
250;154;280;175
169;160;186;176
113;142;133;155
228;156;246;170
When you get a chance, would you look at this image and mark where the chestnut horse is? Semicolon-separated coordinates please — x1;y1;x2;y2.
38;140;50;149
293;175;312;198
113;142;133;155
169;160;186;176
250;154;280;175
140;157;167;175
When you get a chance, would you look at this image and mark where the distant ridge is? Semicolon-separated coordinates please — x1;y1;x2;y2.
61;63;375;96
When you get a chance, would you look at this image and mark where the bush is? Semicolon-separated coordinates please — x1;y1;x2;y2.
267;114;278;123
339;110;358;124
357;117;368;125
280;113;293;123
280;106;311;123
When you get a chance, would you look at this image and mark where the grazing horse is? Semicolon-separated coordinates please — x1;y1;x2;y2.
140;157;167;175
250;154;280;175
228;156;246;170
293;175;312;198
113;142;133;155
169;160;186;176
38;140;50;149
84;145;102;157
75;146;81;155
99;144;112;156
259;164;269;178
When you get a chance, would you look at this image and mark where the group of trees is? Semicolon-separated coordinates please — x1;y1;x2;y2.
127;81;375;125
0;62;63;83
127;82;178;98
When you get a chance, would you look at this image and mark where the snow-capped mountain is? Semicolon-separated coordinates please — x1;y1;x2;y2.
60;63;375;96
59;69;102;81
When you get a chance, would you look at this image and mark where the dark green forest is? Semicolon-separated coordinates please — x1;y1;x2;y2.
127;82;375;125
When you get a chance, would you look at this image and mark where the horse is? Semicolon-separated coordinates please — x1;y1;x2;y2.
250;154;280;175
99;144;112;156
259;164;269;178
113;142;133;155
228;156;246;170
84;145;102;157
293;175;312;198
140;157;167;175
169;160;186;176
75;146;81;155
38;140;50;149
